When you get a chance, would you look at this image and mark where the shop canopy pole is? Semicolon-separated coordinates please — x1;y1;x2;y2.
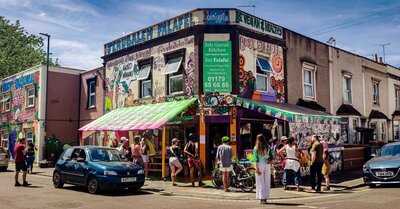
161;127;167;180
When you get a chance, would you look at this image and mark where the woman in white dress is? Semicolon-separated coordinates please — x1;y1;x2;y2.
278;137;301;191
253;134;273;204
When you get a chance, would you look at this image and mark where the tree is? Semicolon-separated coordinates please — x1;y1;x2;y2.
0;17;47;79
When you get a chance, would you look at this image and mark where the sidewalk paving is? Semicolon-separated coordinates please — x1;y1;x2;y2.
7;164;365;201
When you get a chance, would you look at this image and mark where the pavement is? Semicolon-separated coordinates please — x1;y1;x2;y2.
8;163;365;201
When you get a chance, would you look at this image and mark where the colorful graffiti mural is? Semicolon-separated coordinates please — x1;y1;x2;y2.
105;36;196;110
239;35;285;103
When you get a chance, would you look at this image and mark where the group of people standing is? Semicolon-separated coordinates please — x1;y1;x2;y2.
13;137;36;187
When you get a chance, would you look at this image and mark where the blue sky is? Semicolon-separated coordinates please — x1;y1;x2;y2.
1;0;399;69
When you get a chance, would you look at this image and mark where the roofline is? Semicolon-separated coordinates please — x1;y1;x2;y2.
1;64;42;81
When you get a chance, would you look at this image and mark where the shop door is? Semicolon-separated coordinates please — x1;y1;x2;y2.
206;124;229;172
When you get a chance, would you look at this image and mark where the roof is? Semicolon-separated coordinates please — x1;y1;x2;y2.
336;104;362;116
79;98;197;131
368;110;389;120
296;99;327;112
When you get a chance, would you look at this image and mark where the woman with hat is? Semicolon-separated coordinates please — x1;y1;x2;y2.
169;138;183;186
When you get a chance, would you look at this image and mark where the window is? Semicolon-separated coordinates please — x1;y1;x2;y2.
372;80;380;105
343;75;352;104
395;86;400;110
302;63;316;99
2;94;11;112
25;130;33;143
62;148;74;160
164;54;184;95
255;56;271;92
138;63;152;98
87;78;96;108
25;86;35;108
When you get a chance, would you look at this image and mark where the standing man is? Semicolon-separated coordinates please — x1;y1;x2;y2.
184;133;203;187
14;137;30;186
309;135;324;192
216;136;232;192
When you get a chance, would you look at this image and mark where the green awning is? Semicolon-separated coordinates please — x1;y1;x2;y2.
236;97;340;123
79;98;197;131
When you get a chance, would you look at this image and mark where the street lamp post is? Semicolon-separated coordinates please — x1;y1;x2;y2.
39;33;50;162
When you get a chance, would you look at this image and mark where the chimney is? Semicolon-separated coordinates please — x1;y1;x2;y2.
374;54;378;62
379;57;383;63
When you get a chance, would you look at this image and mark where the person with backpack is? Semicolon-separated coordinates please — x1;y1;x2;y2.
277;137;301;191
25;142;36;174
216;136;232;192
169;138;183;186
184;133;203;187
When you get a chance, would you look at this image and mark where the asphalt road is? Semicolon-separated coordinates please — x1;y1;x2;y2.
1;171;399;209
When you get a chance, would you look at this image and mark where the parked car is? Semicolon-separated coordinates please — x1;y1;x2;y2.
53;146;145;194
363;142;400;187
0;147;9;171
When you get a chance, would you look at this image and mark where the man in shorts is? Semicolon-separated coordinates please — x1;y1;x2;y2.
216;136;232;192
14;137;30;186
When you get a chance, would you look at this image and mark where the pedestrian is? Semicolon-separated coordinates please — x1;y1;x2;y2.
119;137;132;161
25;141;36;174
131;136;143;167
216;136;232;192
169;138;183;186
140;137;150;179
321;138;331;191
309;135;324;192
253;134;273;204
14;137;30;187
184;133;203;187
278;137;301;191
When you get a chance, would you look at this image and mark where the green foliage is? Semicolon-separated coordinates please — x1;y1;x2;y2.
0;17;51;79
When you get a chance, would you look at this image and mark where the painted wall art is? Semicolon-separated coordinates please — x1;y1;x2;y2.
105;36;197;110
239;35;285;103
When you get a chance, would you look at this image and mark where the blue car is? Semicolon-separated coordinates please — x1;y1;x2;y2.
363;142;400;187
53;146;145;194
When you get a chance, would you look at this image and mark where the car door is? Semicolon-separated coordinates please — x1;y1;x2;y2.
65;148;86;185
58;148;74;183
73;149;89;185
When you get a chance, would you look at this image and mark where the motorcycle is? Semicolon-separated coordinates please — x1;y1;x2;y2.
212;161;254;192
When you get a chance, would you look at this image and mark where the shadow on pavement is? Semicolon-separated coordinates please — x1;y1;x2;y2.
268;202;303;206
62;185;154;196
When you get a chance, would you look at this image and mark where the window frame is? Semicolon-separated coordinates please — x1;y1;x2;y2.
372;79;380;106
140;79;153;98
87;78;97;109
25;85;35;108
395;85;400;110
342;74;352;104
255;56;271;92
302;63;317;100
2;93;11;112
164;50;185;96
138;59;153;98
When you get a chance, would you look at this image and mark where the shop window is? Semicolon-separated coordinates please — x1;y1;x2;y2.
87;78;96;108
343;75;352;104
372;79;380;105
164;54;184;95
26;130;34;143
138;63;152;98
255;56;271;92
25;86;35;108
395;86;400;110
1;133;8;148
302;63;316;100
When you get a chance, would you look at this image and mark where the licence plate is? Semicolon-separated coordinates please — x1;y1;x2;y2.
121;177;136;183
375;171;394;177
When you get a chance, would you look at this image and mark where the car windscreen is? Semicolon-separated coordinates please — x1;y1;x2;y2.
381;144;400;156
89;148;122;162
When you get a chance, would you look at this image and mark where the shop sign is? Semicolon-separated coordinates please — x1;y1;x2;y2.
204;9;230;25
203;41;232;93
235;10;283;39
105;12;194;55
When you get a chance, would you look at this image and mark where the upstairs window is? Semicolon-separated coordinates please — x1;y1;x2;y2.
372;79;380;105
87;78;96;108
302;63;316;99
2;94;11;112
395;86;400;110
25;86;35;108
255;56;271;92
343;75;352;104
164;54;184;95
138;63;152;98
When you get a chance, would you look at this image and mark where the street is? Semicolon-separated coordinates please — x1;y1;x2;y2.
1;170;399;209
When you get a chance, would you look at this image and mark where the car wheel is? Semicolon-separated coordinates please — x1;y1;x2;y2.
53;171;64;188
87;178;99;194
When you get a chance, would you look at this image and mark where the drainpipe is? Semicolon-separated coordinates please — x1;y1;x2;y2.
77;73;82;145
